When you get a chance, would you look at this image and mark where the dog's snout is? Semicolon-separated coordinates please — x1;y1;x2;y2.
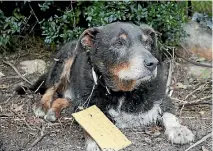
144;57;158;71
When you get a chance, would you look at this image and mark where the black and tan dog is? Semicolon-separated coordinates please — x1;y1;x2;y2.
16;22;194;151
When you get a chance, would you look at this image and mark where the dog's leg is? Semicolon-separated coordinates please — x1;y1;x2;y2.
162;112;194;144
33;86;56;118
160;96;194;144
84;132;100;151
33;57;74;119
44;98;70;122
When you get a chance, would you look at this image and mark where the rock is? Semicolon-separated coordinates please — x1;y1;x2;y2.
180;21;212;61
192;12;212;29
188;64;211;79
20;59;47;75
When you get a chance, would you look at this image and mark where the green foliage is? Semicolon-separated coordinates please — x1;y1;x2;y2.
192;1;212;16
38;1;53;12
0;9;27;49
0;1;190;52
146;2;187;46
40;4;83;44
40;1;187;46
84;2;186;46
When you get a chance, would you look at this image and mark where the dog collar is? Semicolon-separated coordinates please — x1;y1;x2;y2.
92;67;98;85
91;67;111;95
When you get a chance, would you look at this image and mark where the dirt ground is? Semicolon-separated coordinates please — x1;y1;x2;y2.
0;49;212;151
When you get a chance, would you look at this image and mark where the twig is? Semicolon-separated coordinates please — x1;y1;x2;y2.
29;124;53;148
179;95;212;107
166;60;173;95
10;109;37;131
179;83;209;115
184;84;206;100
180;117;211;120
30;132;50;147
28;2;40;25
176;47;212;68
1;76;20;79
34;81;44;93
21;13;32;35
2;60;32;85
0;92;16;105
28;2;40;34
185;132;212;151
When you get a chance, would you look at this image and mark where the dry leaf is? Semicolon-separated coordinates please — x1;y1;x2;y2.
199;111;205;115
175;82;187;89
12;104;24;112
202;146;208;151
0;71;5;77
0;84;9;89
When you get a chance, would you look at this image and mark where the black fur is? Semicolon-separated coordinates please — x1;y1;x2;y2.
16;22;174;117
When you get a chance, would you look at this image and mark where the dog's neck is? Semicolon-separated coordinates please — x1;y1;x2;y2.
85;49;112;96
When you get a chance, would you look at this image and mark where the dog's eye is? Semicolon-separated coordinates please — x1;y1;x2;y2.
118;39;123;45
143;37;153;49
115;38;126;47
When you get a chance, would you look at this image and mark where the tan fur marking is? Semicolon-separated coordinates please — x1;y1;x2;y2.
111;62;130;76
119;34;128;40
58;57;74;92
60;57;74;81
109;62;136;91
40;87;56;111
113;75;136;91
50;98;70;117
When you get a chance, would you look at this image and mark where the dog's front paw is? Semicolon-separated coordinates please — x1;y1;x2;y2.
86;142;100;151
165;125;194;144
33;105;45;118
44;108;57;122
86;137;100;151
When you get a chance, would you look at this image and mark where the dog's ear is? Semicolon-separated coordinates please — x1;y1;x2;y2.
140;24;161;61
74;28;100;53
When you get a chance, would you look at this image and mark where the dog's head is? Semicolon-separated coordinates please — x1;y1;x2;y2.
76;22;160;92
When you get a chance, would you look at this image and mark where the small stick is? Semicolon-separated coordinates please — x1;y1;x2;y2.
166;60;173;95
179;95;212;107
184;84;205;100
180;117;211;120
28;2;40;25
0;92;15;105
10;109;37;131
34;81;44;93
179;84;209;116
171;97;187;104
185;132;212;151
2;60;32;85
29;125;53;148
30;132;50;147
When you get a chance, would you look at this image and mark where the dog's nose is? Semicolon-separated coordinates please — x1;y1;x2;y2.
144;57;158;71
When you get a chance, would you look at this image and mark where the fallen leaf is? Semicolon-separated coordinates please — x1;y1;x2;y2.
196;57;206;62
199;111;205;115
0;71;5;77
0;84;9;89
175;82;187;89
202;146;208;151
12;104;24;112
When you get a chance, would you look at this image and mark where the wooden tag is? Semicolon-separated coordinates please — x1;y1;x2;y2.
72;105;131;151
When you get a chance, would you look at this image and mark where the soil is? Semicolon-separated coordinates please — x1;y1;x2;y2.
0;49;212;151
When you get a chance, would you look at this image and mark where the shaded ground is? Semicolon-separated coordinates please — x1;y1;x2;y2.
0;49;212;151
